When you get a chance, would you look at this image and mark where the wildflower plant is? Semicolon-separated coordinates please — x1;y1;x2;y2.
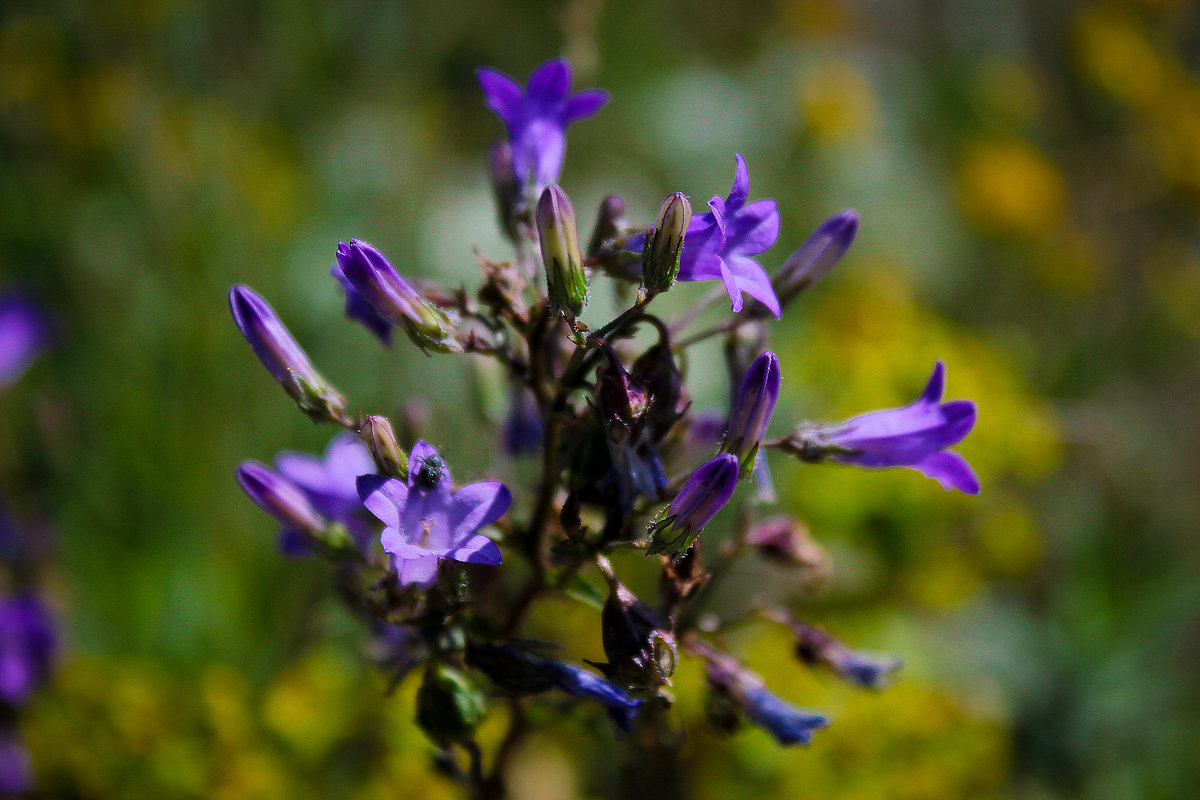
230;58;978;798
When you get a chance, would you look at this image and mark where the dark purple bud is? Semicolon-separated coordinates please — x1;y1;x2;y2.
536;185;588;319
362;415;406;478
641;192;692;297
467;642;562;696
331;262;393;344
415;664;486;747
631;340;687;442
0;594;55;706
789;618;901;690
588;195;627;257
762;209;858;316
722;351;781;473
745;516;829;581
237;461;328;536
648;453;740;558
592;343;649;444
600;580;677;688
488;140;522;242
229;286;349;423
335;240;461;354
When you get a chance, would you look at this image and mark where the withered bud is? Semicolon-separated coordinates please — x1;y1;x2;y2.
601;579;677;689
745;516;829;583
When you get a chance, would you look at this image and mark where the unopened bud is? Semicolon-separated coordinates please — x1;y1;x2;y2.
336;239;461;354
641;192;691;297
415;664;487;747
536;185;588;319
229;286;350;424
588;195;627;257
757;210;857;317
721;351;781;475
363;415;406;478
648;454;739;558
236;461;327;534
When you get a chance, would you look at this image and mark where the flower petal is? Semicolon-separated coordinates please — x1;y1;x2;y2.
356;475;407;528
449;482;512;541
476;68;524;129
911;451;980;494
564;89;609;121
395;554;440;589
725;154;750;211
526;59;571;110
725;255;781;318
921;362;946;403
445;533;503;565
724;198;780;256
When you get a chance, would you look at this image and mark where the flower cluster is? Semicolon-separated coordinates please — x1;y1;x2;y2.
229;59;979;797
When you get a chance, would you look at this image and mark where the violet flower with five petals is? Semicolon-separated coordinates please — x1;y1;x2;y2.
477;59;609;193
357;441;510;589
796;362;979;494
629;155;781;316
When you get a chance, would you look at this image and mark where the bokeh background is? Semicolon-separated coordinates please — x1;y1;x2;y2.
2;0;1199;797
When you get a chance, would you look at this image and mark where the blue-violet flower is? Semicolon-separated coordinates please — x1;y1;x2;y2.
0;294;49;391
0;593;55;707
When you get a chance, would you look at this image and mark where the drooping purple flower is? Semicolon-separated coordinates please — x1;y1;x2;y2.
236;461;329;555
276;433;375;527
335;240;460;354
629;155;781;316
331;261;393;344
722;351;781;469
785;616;901;690
648;453;740;557
547;661;644;731
0;593;55;707
477;59;609;193
0;295;49;391
702;644;828;746
796;362;979;494
357;441;510;589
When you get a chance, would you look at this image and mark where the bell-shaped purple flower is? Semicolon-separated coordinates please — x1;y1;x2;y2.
0;593;55;707
629;155;781;316
648;453;740;558
722;351;781;472
798;362;979;494
548;661;644;731
276;433;375;526
0;295;49;391
236;461;329;555
229;285;349;423
357;441;510;589
331;261;393;344
335;240;460;354
477;59;609;193
702;644;828;746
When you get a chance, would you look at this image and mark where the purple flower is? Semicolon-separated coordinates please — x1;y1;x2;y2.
229;285;348;422
799;362;979;494
648;453;740;557
749;209;858;317
787;617;901;690
477;59;608;193
547;662;643;731
629;155;781;316
331;262;393;344
357;441;510;589
0;593;55;707
276;433;375;526
740;685;829;745
0;294;49;391
236;462;328;554
723;351;781;469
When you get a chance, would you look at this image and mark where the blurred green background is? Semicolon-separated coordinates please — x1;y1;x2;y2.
2;0;1199;797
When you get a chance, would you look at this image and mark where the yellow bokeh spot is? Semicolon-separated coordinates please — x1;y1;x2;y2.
798;59;877;144
956;139;1065;237
1074;7;1166;108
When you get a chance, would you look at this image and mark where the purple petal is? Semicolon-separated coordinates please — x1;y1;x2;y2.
0;296;50;390
449;482;512;542
717;256;743;313
444;533;503;565
407;440;453;490
395;554;440;589
725;154;750;211
725;255;781;318
921;361;946;403
526;59;571;110
476;68;525;129
564;89;609;121
381;530;434;560
912;451;980;494
724;198;780;256
357;475;407;529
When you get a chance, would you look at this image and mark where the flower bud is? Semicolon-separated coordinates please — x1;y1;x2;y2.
631;340;686;443
236;461;327;535
587;195;627;257
467;642;561;696
363;415;406;478
488;140;522;242
721;351;781;475
756;210;857;317
335;239;461;354
648;453;739;558
745;516;829;582
536;185;588;319
702;645;828;746
641;192;691;297
601;580;677;689
593;343;649;444
787;616;901;690
229;286;349;424
415;664;487;747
